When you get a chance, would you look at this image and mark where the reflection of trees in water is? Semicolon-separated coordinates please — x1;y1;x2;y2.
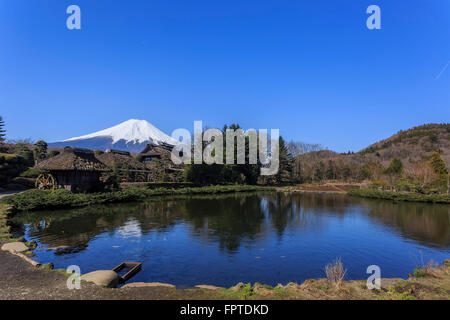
180;194;266;253
288;192;355;215
12;192;450;255
265;193;298;237
359;199;450;247
12;201;182;252
263;192;354;238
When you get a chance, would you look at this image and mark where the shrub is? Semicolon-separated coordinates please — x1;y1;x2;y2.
325;258;347;288
393;177;419;193
20;167;44;178
48;150;60;158
370;178;388;190
94;150;104;156
0;153;29;185
1;185;274;212
14;143;34;167
414;260;439;278
348;188;450;204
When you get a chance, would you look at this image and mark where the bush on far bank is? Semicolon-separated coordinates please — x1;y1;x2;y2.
348;188;450;204
1;185;274;212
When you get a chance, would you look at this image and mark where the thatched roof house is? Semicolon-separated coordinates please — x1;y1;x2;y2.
35;147;108;192
138;144;173;162
96;149;148;182
137;144;184;182
96;149;145;170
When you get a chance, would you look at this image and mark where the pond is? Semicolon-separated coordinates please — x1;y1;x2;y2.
11;192;450;288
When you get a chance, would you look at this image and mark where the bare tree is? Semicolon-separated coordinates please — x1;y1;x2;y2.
287;140;325;157
405;162;437;189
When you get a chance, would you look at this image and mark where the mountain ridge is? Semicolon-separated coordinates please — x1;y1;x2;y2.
294;123;450;183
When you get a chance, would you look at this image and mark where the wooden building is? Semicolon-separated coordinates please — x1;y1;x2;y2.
137;144;184;182
35;147;108;192
95;149;147;182
138;144;170;162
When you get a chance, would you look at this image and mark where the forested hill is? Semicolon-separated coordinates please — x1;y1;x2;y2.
294;123;450;183
358;124;450;164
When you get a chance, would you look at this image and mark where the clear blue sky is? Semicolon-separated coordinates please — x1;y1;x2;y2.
0;0;449;152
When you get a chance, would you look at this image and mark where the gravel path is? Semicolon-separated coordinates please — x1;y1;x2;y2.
0;243;227;300
0;190;24;200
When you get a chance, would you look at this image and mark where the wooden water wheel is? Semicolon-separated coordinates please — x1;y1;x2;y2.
35;173;56;191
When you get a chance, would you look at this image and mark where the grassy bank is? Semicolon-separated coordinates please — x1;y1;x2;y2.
348;188;450;204
0;203;12;240
1;185;275;212
1;237;449;300
221;259;450;300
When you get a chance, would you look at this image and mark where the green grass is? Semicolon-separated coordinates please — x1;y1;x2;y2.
1;185;275;212
39;263;54;271
0;153;21;161
53;268;72;278
348;188;450;204
0;203;13;240
121;182;195;189
241;283;255;299
20;167;44;178
382;286;417;300
414;268;427;278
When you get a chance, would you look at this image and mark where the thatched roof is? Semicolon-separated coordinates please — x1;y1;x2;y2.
140;144;172;158
35;147;108;171
141;142;173;153
140;144;157;155
142;150;162;157
96;150;146;170
105;149;131;156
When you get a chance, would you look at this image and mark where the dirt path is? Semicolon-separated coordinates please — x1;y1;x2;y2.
0;190;25;200
0;242;231;300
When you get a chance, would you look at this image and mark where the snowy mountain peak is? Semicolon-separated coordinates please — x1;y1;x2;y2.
63;119;177;145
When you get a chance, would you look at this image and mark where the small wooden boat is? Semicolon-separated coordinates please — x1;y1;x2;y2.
112;262;142;284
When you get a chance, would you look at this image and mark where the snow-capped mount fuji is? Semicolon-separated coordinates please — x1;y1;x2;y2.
50;119;177;153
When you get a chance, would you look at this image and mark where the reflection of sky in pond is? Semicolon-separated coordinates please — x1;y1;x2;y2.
116;219;142;239
12;192;450;288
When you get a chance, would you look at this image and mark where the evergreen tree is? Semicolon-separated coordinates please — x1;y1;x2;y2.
429;152;449;193
0;116;5;143
48;150;61;158
384;158;403;176
184;123;262;185
275;136;293;184
223;123;260;185
14;143;34;167
429;152;448;175
34;140;48;163
383;158;403;189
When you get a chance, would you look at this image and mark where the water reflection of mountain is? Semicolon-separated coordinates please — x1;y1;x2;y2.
11;192;450;254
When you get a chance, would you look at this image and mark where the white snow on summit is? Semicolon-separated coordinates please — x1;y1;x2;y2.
63;119;177;145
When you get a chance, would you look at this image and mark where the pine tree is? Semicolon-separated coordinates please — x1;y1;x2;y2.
0;116;6;142
429;152;448;175
383;158;403;189
34;140;48;163
429;152;449;193
14;143;34;167
384;158;403;175
275;136;293;184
